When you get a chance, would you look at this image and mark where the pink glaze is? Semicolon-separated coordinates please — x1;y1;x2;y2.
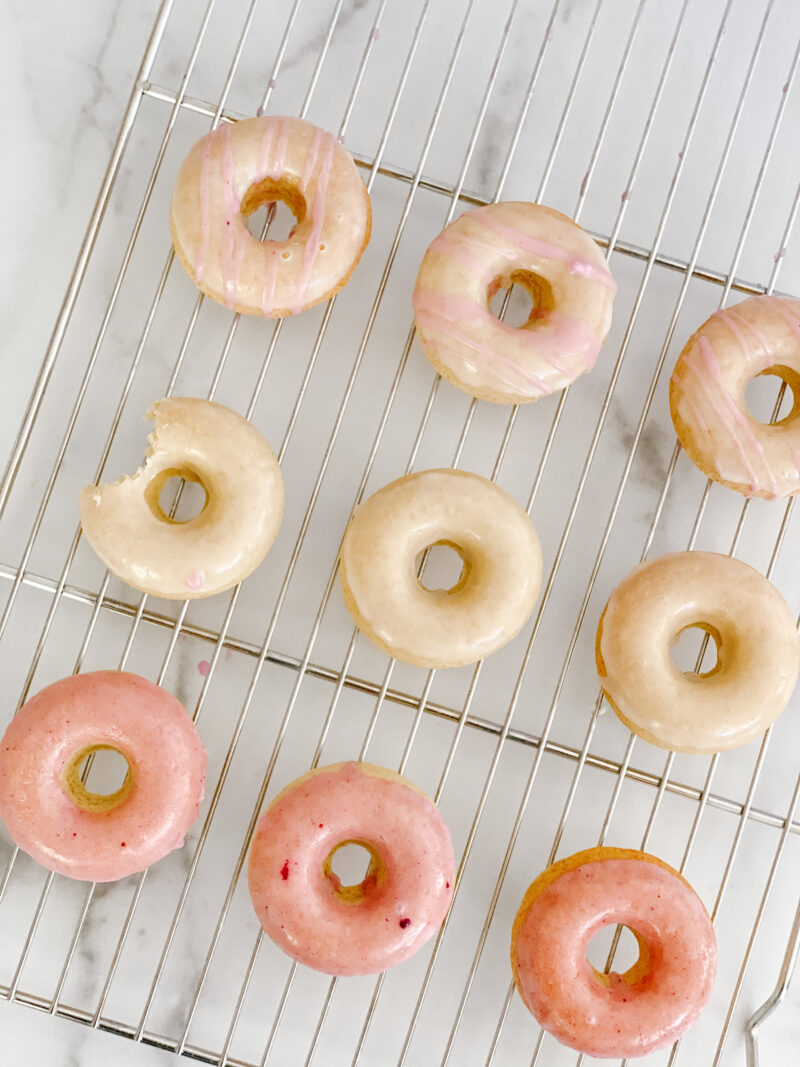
247;762;454;975
0;672;207;882
512;854;716;1058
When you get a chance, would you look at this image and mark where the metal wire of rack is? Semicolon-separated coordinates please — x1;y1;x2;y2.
1;0;800;1064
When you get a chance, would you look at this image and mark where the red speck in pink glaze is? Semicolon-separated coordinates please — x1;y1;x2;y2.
399;918;411;929
121;842;126;847
446;882;450;889
319;823;323;828
280;860;290;880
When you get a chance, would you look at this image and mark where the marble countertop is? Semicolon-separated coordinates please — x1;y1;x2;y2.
2;0;800;1064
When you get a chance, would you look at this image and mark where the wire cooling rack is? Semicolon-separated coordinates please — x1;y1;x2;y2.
2;0;800;1064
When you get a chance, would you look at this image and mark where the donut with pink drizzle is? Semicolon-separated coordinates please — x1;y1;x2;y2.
412;202;616;403
247;762;454;975
511;847;716;1058
170;115;371;316
0;672;207;881
670;295;800;498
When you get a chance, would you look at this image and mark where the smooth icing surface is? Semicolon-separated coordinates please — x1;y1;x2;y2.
511;848;716;1058
247;762;454;975
0;672;207;881
412;202;615;404
339;468;543;668
79;397;284;600
170;115;371;316
670;294;800;498
596;551;799;753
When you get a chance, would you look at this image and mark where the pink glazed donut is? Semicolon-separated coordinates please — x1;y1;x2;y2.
0;672;207;881
248;762;454;975
511;847;716;1058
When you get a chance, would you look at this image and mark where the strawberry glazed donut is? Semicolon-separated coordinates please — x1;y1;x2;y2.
412;202;616;403
79;397;284;600
0;672;207;881
170;115;371;316
670;295;800;498
511;847;716;1058
247;763;454;975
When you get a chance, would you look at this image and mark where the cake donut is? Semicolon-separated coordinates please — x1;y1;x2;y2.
596;551;799;753
412;202;616;404
339;469;543;668
511;847;716;1058
170;115;371;316
0;672;207;881
79;397;284;599
670;295;800;498
248;762;454;975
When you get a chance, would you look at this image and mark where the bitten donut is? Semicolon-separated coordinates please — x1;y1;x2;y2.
596;551;799;753
79;397;284;599
248;762;454;975
339;469;543;668
412;202;616;403
0;672;207;881
670;295;800;498
170;115;371;316
511;847;716;1058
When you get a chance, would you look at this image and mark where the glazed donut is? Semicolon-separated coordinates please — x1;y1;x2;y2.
0;672;207;881
170;115;371;316
511;846;716;1058
412;202;615;404
670;295;800;498
79;397;284;599
247;762;454;975
339;469;542;668
596;551;799;753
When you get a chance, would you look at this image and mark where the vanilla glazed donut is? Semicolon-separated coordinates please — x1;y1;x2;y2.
248;762;454;975
412;202;616;404
339;469;543;668
79;397;284;599
170;115;371;316
670;294;800;498
511;847;716;1058
0;672;207;881
596;551;800;753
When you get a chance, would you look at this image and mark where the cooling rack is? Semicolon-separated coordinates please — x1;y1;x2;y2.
2;0;800;1064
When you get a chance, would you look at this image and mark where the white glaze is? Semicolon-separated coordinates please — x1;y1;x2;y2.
79;397;284;599
339;469;543;668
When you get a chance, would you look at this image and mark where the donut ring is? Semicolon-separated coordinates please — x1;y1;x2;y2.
247;762;454;975
79;397;284;599
339;469;543;668
511;847;716;1058
170;115;371;316
670;295;800;498
596;551;800;753
412;202;616;404
0;672;207;881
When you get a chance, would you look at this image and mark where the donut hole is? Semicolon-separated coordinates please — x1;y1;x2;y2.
147;468;208;524
488;270;554;328
744;366;800;425
416;540;469;593
586;924;648;988
323;840;382;903
670;623;721;677
241;177;305;243
62;744;133;814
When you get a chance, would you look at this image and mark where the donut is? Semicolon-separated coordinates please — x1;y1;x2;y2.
247;762;454;975
412;202;615;404
339;469;543;668
669;294;800;498
596;551;799;753
0;672;207;881
170;115;371;316
511;846;716;1058
79;397;284;599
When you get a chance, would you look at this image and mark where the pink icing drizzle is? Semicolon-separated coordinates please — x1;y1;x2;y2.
291;132;335;313
256;121;275;181
261;249;281;315
219;124;248;309
764;295;800;344
268;117;289;181
187;570;204;590
194;136;214;284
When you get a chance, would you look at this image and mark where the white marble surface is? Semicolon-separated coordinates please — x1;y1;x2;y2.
2;0;800;1065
